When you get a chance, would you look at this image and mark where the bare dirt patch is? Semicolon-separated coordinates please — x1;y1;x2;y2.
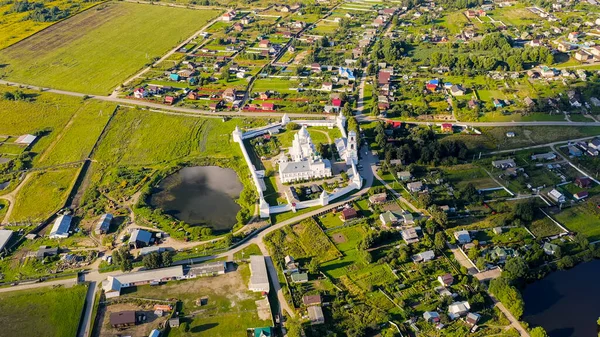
332;233;347;243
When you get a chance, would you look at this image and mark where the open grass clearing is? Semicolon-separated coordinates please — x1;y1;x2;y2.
38;100;116;166
0;2;221;94
0;284;88;337
553;201;600;241
9;167;79;222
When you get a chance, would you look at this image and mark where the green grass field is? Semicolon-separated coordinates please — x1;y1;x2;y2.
0;284;88;337
92;109;245;166
321;225;367;278
554;203;600;241
38;100;116;166
0;2;220;94
0;88;91;165
10;167;79;222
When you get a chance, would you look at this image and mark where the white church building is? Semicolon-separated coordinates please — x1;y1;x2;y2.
279;126;333;183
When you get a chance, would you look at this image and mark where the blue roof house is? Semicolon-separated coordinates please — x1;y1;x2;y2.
170;73;180;81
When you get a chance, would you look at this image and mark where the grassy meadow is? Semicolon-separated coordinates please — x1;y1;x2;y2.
0;2;221;94
0;284;88;337
38;100;116;166
9;167;79;222
0;88;89;163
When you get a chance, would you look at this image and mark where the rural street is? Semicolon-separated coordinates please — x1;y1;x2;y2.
77;281;98;337
487;135;600;155
3;79;600;127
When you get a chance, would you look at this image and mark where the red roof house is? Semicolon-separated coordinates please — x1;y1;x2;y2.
262;103;275;111
575;177;592;188
332;98;342;108
441;123;453;133
340;207;358;221
164;96;175;105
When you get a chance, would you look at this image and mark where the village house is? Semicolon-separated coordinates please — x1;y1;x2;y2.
368;192;387;204
380;211;400;226
466;313;481;326
308;305;325;325
492;158;516;169
259;39;270;48
401;227;419;244
133;87;147;99
574;191;589;200
129;229;152;249
303;294;322;306
575;49;592;61
543;242;559;255
340;207;358;221
548;189;566;203
450;85;465;96
110;311;136;328
438;273;454;286
448;301;470;319
412;250;435;263
454;230;471;244
321;82;333;91
291;272;309;283
284;256;299;274
568;145;583;157
222;11;235;22
407;181;424;192
423;311;441;323
524;96;535;108
575;176;592;188
222;88;237;102
440;123;453;133
530;152;556;161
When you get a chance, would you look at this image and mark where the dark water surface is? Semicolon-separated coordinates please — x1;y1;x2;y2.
149;166;243;231
523;260;600;337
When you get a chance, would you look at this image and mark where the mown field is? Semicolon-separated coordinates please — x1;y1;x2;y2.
0;2;221;94
9;166;79;222
0;284;88;337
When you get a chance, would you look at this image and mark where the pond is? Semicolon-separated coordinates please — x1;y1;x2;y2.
149;166;243;232
523;259;600;337
0;181;9;190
